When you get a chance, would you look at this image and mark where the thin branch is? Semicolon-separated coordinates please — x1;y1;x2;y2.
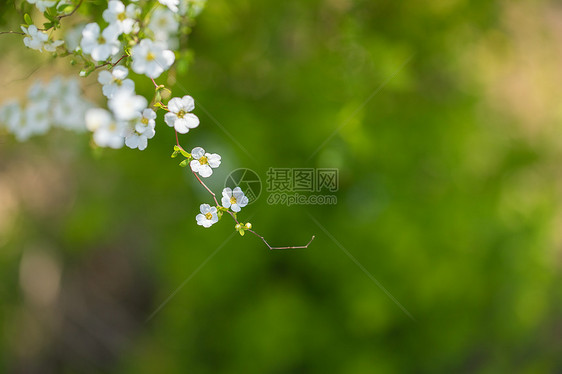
248;231;315;250
0;31;24;35
36;0;84;32
93;54;127;70
170;92;315;251
58;0;83;20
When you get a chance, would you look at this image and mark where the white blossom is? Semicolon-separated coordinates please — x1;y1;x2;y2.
64;23;86;52
108;87;148;121
26;0;57;12
164;95;199;134
124;109;156;150
25;103;51;136
221;187;249;212
196;204;219;228
131;39;175;79
21;25;48;51
27;81;52;107
158;0;179;13
148;8;179;48
103;0;139;35
190;147;221;178
49;78;90;130
43;39;64;52
0;101;23;138
98;66;135;99
80;23;120;61
85;108;125;149
179;0;206;17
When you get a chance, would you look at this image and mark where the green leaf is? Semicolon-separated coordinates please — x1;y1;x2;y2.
57;3;72;13
179;149;190;158
179;159;189;167
24;13;32;25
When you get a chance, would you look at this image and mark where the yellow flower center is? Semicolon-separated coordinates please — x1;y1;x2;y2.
205;212;213;220
177;110;186;118
199;156;208;165
141;117;149;125
118;12;126;21
98;36;106;44
230;196;237;205
115;78;122;85
146;52;155;61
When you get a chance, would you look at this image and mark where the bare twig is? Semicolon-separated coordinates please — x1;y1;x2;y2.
0;30;24;35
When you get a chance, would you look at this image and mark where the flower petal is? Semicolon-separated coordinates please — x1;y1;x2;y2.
191;147;205;159
198;164;212;178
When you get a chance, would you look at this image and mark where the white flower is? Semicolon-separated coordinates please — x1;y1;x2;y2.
43;39;64;52
85;108;125;149
179;0;206;17
27;81;52;107
158;0;179;13
0;101;23;136
103;0;139;35
52;100;89;131
195;204;218;228
64;23;86;52
131;39;175;79
80;23;120;61
164;95;199;134
148;8;179;47
124;109;156;150
21;25;48;51
25;103;51;136
135;108;157;131
221;187;249;212
98;66;135;99
26;0;57;12
189;147;221;178
108;87;148;121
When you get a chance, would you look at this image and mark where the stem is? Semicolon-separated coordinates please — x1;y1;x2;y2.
58;0;83;20
0;31;25;35
37;0;84;31
248;231;315;250
172;102;315;250
94;54;127;70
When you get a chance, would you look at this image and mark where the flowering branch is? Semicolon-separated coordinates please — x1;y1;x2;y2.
0;0;315;252
170;127;314;250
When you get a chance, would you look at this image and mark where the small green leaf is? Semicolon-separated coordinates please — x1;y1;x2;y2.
179;159;189;167
24;13;32;25
57;3;72;13
179;149;190;158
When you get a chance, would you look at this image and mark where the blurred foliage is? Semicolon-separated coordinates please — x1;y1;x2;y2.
1;0;562;373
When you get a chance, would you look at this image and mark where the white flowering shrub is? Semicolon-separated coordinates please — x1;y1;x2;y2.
0;0;313;250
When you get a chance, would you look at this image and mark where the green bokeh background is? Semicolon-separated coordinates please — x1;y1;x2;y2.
1;0;562;373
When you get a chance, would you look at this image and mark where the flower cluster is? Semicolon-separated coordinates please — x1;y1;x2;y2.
1;0;315;249
86;65;159;150
0;76;91;141
195;187;250;229
22;25;64;52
